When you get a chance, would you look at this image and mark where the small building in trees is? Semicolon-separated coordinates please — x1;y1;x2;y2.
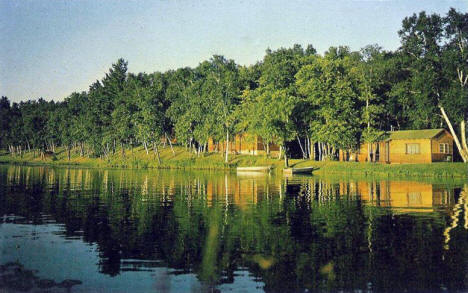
340;129;454;164
208;134;280;156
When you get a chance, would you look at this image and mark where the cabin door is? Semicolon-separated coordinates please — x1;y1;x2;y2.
385;142;390;163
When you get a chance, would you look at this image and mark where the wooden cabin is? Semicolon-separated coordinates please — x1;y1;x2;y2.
207;134;280;156
341;129;454;164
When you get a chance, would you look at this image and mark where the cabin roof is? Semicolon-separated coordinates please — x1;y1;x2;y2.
386;129;446;140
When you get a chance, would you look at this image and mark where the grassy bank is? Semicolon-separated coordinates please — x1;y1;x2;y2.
1;146;467;178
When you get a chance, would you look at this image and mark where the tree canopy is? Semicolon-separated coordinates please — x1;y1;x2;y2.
1;8;467;162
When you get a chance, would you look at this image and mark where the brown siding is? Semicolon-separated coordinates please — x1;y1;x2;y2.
388;139;432;163
340;132;455;164
430;131;454;162
207;134;279;155
341;142;385;163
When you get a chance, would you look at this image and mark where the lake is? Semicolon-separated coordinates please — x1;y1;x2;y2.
0;165;467;292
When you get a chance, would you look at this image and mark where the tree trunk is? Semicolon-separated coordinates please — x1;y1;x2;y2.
165;133;175;156
225;129;229;163
461;119;468;154
367;143;371;162
297;136;306;159
153;142;161;164
284;145;289;168
318;142;322;161
440;106;468;162
121;142;125;159
80;142;84;157
67;145;71;161
312;141;316;161
144;140;149;155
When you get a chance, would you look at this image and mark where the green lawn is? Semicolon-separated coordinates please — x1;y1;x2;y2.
1;146;467;178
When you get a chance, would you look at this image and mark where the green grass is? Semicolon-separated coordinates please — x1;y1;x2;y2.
297;160;468;179
1;145;467;178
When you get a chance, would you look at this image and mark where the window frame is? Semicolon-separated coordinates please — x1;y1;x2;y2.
405;143;420;155
439;143;449;154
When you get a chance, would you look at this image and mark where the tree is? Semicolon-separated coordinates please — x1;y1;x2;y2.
166;68;196;150
105;59;130;158
132;72;167;163
199;56;241;162
0;96;11;150
398;9;468;162
441;8;468;161
357;45;387;162
241;45;312;166
296;48;361;161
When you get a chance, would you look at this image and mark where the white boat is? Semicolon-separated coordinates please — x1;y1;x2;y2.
236;166;272;173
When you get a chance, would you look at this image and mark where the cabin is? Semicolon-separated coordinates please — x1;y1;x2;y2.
341;129;454;164
207;134;280;156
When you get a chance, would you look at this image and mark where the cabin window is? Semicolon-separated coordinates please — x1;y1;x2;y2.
407;192;422;205
439;143;449;154
405;143;420;154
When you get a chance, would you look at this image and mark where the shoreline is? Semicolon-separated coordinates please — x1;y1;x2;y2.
1;146;467;179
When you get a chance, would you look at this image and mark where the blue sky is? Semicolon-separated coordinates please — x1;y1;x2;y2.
1;0;466;102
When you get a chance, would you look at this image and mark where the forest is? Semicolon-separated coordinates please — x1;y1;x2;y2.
1;9;467;164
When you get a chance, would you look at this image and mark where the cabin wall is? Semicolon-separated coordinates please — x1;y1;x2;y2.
207;134;280;155
430;132;454;162
340;142;383;163
341;139;437;164
388;139;432;164
254;136;280;155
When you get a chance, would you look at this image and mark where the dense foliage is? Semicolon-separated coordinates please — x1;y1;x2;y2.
1;9;467;162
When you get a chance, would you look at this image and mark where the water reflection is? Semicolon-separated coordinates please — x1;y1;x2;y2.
0;165;467;292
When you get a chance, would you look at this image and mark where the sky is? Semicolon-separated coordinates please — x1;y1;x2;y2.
1;0;467;102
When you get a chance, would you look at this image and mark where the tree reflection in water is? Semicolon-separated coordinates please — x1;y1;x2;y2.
0;165;467;292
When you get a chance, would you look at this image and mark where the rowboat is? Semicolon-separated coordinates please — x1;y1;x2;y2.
236;166;272;173
283;167;314;175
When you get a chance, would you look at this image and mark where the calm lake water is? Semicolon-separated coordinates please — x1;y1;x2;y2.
0;165;467;293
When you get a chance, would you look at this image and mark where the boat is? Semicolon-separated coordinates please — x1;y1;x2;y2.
283;167;315;175
236;166;272;173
